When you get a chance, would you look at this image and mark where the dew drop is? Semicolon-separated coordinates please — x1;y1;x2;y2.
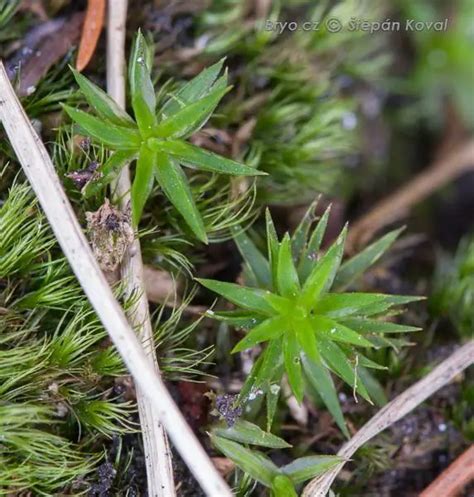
248;388;264;401
270;384;280;395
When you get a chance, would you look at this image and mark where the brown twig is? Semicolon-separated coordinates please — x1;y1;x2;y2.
76;0;106;72
346;140;474;253
105;2;175;495
419;445;474;497
302;341;474;497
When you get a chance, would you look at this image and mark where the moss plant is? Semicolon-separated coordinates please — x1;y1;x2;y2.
192;0;389;203
398;0;474;128
199;203;421;435
431;236;474;337
211;432;341;497
0;183;217;494
0;184;129;494
63;31;264;241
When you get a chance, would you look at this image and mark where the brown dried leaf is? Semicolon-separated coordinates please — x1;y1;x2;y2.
7;12;84;96
76;0;106;72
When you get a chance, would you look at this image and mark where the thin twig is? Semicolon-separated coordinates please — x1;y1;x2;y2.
346;141;474;253
419;445;474;497
106;3;175;495
302;340;474;497
0;61;233;497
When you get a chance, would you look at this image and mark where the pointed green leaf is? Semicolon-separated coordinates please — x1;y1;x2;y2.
356;353;387;370
131;145;156;225
298;205;331;282
317;338;371;403
277;234;300;297
265;292;293;314
301;226;347;308
233;316;286;353
316;293;397;319
240;338;284;402
266;209;280;292
232;316;286;353
242;263;259;288
280;455;343;485
253;339;284;390
211;435;280;486
302;356;349;437
311;316;375;347
196;279;277;315
211;310;265;328
233;228;271;289
384;295;425;306
316;292;423;318
334;228;403;290
154;151;207;242
271;475;298;497
283;332;304;403
266;381;281;431
148;139;266;176
83;150;136;198
155;86;229;139
161;58;225;118
129;31;157;134
293;317;320;364
366;335;411;350
292;200;318;260
240;352;265;402
70;67;135;127
63;105;141;149
338;318;421;334
352;294;423;317
357;367;387;406
213;420;291;448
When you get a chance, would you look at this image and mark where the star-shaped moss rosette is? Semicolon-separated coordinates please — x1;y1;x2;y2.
62;31;264;243
198;203;422;436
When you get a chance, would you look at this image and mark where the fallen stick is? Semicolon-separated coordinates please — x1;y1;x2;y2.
0;61;232;497
419;445;474;497
106;2;175;496
302;340;474;497
346;141;474;252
